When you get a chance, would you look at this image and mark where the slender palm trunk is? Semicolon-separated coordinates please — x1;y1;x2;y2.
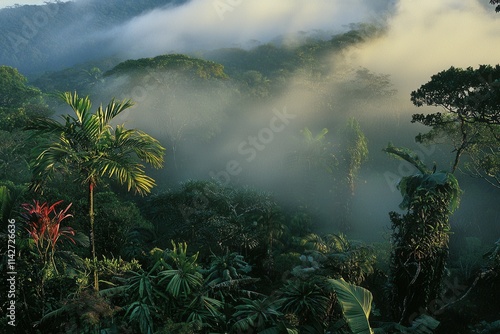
89;181;99;291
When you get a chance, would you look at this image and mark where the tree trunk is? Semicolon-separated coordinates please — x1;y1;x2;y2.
89;181;99;291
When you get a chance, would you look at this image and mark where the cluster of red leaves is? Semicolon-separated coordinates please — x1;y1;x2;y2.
21;200;76;253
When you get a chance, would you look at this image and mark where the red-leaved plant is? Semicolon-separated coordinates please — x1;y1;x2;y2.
22;200;75;273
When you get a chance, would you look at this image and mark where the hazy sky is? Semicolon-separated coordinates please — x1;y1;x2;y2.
108;0;394;58
104;0;499;86
347;0;500;95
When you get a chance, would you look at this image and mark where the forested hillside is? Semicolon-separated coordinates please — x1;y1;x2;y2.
0;0;187;74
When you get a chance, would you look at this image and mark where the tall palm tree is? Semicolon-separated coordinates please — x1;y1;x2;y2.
28;91;165;291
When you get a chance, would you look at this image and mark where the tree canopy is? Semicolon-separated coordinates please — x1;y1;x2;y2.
0;65;41;108
104;54;228;80
411;65;500;126
491;0;500;12
410;65;500;185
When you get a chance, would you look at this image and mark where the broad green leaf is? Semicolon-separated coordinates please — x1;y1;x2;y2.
330;278;374;334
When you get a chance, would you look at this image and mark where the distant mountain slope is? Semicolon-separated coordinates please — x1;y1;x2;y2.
0;0;187;75
30;23;387;98
104;54;228;80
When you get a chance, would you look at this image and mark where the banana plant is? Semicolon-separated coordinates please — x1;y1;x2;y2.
330;278;374;334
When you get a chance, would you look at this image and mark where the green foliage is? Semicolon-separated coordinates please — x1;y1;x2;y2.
92;191;152;258
100;262;162;333
236;70;271;98
124;301;155;334
95;255;142;287
483;238;500;288
287;121;368;231
122;227;157;262
28;91;165;193
99;242;228;333
204;249;252;287
410;64;500;182
0;66;49;132
285;127;338;217
298;233;376;285
157;319;198;334
411;65;500;123
278;277;335;330
270;252;301;282
0;65;41;108
385;143;461;211
205;24;384;79
100;54;234;157
202;249;258;313
384;144;430;174
0;126;42;184
38;290;117;334
142;180;283;263
397;172;461;212
33;64;108;96
182;292;224;331
330;278;374;334
0;185;12;222
159;242;203;299
342;118;369;195
104;54;228;80
385;145;461;325
298;127;337;174
27;91;165;291
231;297;283;333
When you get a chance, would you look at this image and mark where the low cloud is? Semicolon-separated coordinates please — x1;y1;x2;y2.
346;0;500;95
107;0;394;59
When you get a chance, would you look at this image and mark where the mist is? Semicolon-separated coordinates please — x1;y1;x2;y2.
3;0;499;241
106;0;396;59
347;0;500;94
103;0;499;242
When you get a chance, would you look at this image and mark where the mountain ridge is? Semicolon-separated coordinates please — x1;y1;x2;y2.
0;0;188;75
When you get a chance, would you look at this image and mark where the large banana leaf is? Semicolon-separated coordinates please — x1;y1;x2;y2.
330;278;374;334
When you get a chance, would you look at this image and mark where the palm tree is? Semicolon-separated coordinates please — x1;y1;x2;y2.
231;297;283;332
28;91;165;291
158;242;204;300
278;277;334;330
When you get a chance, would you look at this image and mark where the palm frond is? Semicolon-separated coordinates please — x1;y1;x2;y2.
94;154;156;195
26;116;66;135
97;98;134;129
113;126;165;168
59;91;92;124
